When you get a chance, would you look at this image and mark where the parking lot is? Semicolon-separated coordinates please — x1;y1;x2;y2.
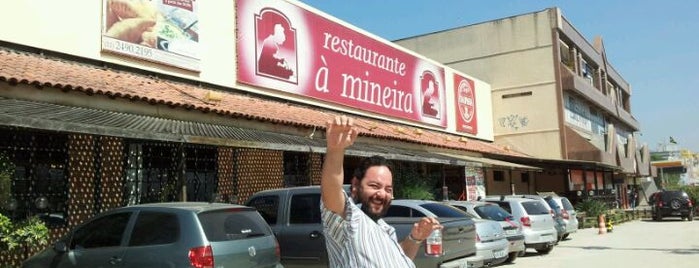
510;219;699;267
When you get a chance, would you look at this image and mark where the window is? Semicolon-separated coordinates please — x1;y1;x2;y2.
581;59;594;85
124;142;218;205
521;172;529;183
246;195;279;225
199;209;273;241
129;211;179;246
0;129;68;225
289;194;321;224
284;152;310;187
493;170;505;182
71;212;132;249
385;205;426;218
559;41;573;69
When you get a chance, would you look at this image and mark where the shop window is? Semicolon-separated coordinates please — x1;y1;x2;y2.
493;170;505;182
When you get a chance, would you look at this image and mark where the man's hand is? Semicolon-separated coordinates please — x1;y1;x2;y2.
326;115;358;152
411;217;443;241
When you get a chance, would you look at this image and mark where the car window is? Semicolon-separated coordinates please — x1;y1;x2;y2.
560;198;575;211
421;203;471;218
386;205;426;217
289;194;321;224
246;195;279;225
71;212;132;249
198;209;272;241
521;201;550;215
544;198;561;213
474;205;513;221
491;201;512;214
128;211;179;246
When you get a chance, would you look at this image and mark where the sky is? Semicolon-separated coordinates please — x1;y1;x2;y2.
299;0;699;153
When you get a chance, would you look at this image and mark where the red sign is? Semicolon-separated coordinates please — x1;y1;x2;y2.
453;74;478;134
236;0;446;127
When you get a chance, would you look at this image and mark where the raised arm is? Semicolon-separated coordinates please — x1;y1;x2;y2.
321;115;358;217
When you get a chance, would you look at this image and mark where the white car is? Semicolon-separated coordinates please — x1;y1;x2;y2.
446;200;526;263
483;196;558;254
386;199;510;267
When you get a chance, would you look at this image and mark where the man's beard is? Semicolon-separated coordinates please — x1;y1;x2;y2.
353;187;391;222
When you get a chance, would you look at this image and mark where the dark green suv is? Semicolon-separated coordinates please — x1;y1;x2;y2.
649;190;694;221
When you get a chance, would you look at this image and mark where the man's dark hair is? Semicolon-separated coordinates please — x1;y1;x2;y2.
353;155;392;181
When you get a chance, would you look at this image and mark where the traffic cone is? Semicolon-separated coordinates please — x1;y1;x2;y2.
598;214;606;235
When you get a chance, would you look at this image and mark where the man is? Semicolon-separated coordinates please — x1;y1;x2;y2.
320;115;441;267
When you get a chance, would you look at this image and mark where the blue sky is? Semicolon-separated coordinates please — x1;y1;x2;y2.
300;0;699;153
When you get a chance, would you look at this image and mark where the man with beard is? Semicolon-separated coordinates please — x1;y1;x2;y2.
320;115;442;267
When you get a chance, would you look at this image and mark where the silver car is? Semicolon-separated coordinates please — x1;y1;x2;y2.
545;195;579;239
386;199;509;267
483;196;557;254
446;200;525;263
23;202;282;268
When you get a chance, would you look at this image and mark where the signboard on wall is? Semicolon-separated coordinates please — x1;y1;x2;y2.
453;74;478;134
101;0;200;71
236;0;447;128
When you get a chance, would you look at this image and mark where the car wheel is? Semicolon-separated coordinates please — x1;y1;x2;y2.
536;245;553;255
670;199;682;210
504;252;518;263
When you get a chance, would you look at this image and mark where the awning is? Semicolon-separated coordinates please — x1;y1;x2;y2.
437;152;541;171
0;97;469;165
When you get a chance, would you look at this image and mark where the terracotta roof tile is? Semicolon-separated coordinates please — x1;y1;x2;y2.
0;47;526;157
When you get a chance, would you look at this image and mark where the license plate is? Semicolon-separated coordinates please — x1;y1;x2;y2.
494;249;507;258
506;229;518;235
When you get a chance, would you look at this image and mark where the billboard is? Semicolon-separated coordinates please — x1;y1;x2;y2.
101;0;200;71
453;74;478;134
236;0;447;128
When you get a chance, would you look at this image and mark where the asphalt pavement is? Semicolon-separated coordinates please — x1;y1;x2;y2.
507;218;699;268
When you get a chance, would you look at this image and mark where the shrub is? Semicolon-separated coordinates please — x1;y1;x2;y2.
575;198;608;219
0;214;50;251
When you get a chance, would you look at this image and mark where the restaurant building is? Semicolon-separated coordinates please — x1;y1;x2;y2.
0;1;537;264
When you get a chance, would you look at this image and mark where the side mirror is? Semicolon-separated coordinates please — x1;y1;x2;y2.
53;241;68;253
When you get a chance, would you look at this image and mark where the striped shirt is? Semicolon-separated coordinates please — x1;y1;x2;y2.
321;193;415;268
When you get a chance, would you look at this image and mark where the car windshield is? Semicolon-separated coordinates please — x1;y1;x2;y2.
420;203;472;218
473;204;513;221
521;201;550;215
198;209;272;242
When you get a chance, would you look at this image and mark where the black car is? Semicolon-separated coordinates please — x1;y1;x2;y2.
649;190;694;221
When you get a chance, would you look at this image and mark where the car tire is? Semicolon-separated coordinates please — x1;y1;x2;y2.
670;199;681;210
504;252;518;263
536;246;553;255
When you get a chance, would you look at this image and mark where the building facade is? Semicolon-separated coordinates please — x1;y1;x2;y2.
395;7;653;206
0;1;539;264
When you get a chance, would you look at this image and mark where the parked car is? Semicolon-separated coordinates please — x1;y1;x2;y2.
245;186;482;268
387;199;509;267
649;190;694;221
517;194;567;242
23;202;282;268
445;200;525;263
541;195;579;239
483;196;557;254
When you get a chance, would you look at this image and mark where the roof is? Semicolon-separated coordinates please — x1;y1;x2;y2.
0;45;525;158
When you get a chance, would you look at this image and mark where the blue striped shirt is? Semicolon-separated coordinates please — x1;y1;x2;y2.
321;194;415;268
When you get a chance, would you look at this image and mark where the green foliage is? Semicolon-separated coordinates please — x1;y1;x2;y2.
0;214;49;251
393;164;435;200
575;198;608;219
677;185;699;204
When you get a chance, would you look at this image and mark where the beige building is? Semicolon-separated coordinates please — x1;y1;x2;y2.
396;7;653;205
